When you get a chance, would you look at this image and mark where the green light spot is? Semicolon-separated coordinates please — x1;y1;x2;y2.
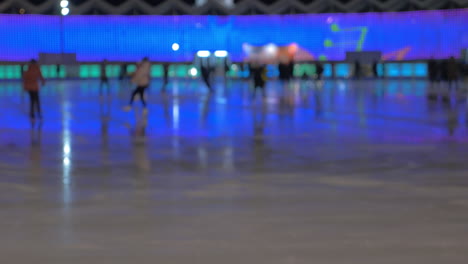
319;55;328;61
331;23;340;32
324;39;333;48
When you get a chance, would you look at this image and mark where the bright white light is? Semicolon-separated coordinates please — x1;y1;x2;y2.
189;67;198;76
172;100;179;130
197;50;211;58
265;43;277;55
60;0;69;8
172;43;180;51
63;144;71;155
63;157;70;166
61;8;69;16
214;50;228;57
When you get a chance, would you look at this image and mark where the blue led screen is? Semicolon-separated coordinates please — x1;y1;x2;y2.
0;9;467;62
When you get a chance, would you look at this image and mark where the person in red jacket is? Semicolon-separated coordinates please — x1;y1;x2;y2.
23;59;45;119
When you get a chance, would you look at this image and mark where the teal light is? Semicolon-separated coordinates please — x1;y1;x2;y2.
386;63;400;77
335;63;350;78
324;63;332;77
401;63;413;77
151;64;163;78
414;63;428;77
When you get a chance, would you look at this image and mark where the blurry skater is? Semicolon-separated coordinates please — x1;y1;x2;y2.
372;60;379;78
23;59;45;120
354;60;361;79
315;62;324;81
428;57;439;84
119;63;128;81
288;59;295;81
201;64;213;93
124;57;151;114
56;64;61;77
427;58;440;100
196;54;214;93
161;63;170;93
251;61;267;99
278;60;290;83
447;56;459;90
100;59;110;96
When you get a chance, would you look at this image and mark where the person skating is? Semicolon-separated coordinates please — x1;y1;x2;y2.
123;57;151;114
315;62;324;81
100;59;110;96
23;59;45;120
251;61;267;99
447;56;459;90
161;63;170;93
201;64;213;93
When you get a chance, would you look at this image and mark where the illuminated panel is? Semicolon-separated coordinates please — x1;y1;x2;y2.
386;63;401;77
0;10;466;62
151;64;163;77
324;64;333;77
335;63;350;78
414;63;428;77
401;63;413;77
106;65;120;78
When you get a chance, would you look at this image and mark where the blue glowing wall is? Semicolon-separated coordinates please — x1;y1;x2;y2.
0;9;467;62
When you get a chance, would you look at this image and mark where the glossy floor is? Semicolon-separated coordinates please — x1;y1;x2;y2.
1;78;468;263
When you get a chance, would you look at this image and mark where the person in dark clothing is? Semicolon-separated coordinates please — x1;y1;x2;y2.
315;62;324;81
288;60;295;80
201;65;213;93
124;57;151;114
278;62;290;82
23;59;45;120
161;63;170;93
100;59;110;96
354;60;361;79
372;60;379;78
440;60;448;83
251;62;267;99
447;56;459;89
119;63;128;81
428;58;438;83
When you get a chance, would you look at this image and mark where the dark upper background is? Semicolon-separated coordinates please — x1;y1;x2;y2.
2;0;467;15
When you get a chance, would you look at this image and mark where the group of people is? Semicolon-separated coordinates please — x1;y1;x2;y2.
22;57;152;120
428;56;464;87
21;56;467;120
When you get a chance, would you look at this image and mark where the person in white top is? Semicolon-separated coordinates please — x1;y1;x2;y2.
124;57;151;113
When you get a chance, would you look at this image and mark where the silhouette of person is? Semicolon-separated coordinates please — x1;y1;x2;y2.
200;57;213;93
428;57;438;83
23;59;45;120
440;59;448;83
288;59;295;80
354;60;361;79
100;59;110;96
251;61;267;99
119;63;128;81
315;62;324;81
447;56;459;89
278;61;290;82
372;60;379;78
56;64;61;78
161;63;170;93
